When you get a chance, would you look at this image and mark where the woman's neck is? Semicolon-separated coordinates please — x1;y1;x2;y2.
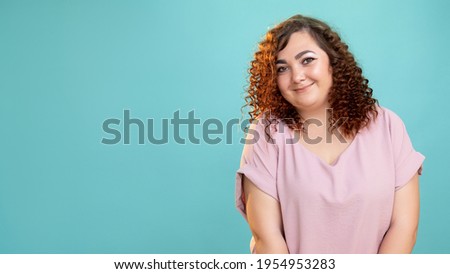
297;108;330;124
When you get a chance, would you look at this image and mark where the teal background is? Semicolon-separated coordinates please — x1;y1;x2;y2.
0;0;448;253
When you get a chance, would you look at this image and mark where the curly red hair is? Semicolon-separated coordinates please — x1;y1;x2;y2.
244;14;378;137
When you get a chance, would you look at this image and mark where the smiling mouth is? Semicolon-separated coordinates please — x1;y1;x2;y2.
293;82;314;92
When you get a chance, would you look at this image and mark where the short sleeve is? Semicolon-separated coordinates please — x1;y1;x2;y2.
387;109;425;190
235;118;279;220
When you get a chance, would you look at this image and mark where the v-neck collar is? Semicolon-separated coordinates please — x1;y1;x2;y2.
295;131;360;167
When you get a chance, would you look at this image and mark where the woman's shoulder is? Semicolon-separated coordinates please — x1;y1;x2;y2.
253;112;288;129
359;106;410;141
373;106;406;127
249;113;292;143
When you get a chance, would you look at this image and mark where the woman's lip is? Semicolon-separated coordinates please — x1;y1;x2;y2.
293;82;314;92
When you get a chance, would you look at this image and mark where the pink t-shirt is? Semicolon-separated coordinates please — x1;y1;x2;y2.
235;107;425;253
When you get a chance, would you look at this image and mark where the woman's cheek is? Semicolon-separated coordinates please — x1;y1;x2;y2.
277;75;289;93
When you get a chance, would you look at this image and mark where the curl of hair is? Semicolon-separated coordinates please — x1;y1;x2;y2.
243;14;378;138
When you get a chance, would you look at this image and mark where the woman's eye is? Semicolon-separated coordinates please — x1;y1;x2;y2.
302;57;315;64
277;67;287;73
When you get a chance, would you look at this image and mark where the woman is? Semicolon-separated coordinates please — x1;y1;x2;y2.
235;14;425;254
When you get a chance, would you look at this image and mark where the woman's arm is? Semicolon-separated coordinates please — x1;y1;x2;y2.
243;175;289;254
378;172;420;253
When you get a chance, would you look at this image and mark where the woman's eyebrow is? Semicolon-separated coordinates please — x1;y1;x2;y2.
276;50;316;64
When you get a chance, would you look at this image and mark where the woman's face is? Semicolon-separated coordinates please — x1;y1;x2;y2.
276;31;333;116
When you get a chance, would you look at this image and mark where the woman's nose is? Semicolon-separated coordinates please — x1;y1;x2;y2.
292;67;306;83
